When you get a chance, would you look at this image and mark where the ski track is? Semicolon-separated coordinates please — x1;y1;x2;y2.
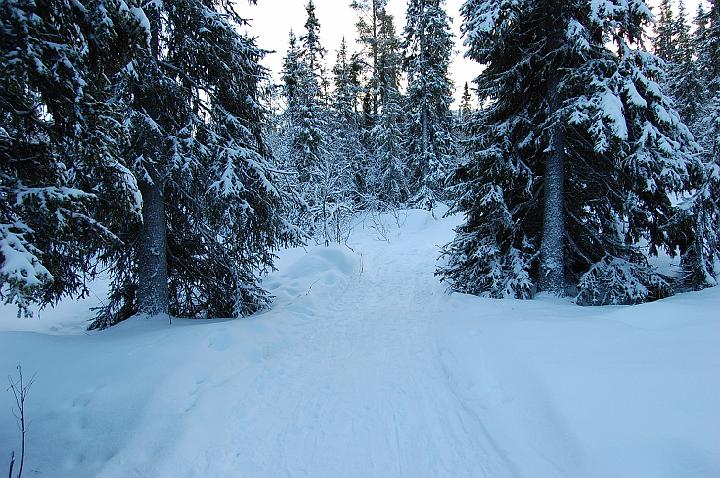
219;236;507;477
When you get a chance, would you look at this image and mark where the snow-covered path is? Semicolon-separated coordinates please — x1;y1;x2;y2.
1;209;719;477
203;218;515;478
93;211;517;477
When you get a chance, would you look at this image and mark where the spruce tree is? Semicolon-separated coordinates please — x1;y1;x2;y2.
440;0;702;304
1;0;147;315
403;0;456;209
376;9;403;112
332;38;362;120
91;0;296;328
301;0;328;101
668;0;704;126
351;0;399;200
282;31;324;183
454;82;475;167
372;88;409;209
367;9;409;209
330;38;365;209
459;82;473;124
351;0;389;118
680;0;720;289
654;0;676;62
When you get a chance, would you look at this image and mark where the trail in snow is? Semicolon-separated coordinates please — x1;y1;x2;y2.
1;208;718;478
92;210;516;477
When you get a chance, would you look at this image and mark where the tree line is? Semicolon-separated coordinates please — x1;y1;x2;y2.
268;0;458;246
1;0;719;329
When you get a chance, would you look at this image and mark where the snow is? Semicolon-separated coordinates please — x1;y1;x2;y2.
601;88;629;140
1;208;719;477
0;223;52;288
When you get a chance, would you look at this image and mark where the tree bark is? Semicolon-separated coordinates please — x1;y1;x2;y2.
539;26;567;296
137;174;169;316
372;0;379;117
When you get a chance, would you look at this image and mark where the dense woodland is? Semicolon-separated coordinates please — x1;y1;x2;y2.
1;0;719;328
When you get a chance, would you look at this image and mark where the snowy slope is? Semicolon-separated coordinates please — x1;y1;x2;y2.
1;208;719;477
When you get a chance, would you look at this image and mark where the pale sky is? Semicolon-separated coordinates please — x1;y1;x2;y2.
238;0;707;105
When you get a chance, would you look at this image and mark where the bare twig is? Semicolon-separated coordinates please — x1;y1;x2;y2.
7;365;34;478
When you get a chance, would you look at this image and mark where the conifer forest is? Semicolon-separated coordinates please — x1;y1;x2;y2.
1;1;719;476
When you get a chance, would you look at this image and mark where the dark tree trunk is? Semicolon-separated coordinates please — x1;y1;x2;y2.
137;175;169;316
372;0;379;117
539;24;567;296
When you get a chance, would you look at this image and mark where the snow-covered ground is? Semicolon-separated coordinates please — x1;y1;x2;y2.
1;208;719;477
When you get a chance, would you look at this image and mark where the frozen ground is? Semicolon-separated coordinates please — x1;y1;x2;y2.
1;208;718;477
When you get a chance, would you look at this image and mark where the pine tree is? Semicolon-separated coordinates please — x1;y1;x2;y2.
1;0;147;315
440;0;702;304
91;0;297;328
403;0;456;209
668;0;704;126
376;10;403;112
301;0;328;101
332;38;362;119
654;0;676;62
680;0;720;289
459;82;473;124
372;88;409;209
330;37;365;208
365;10;409;209
351;0;389;118
282;31;324;182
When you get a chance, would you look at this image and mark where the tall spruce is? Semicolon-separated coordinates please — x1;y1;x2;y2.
372;91;409;209
440;0;703;304
282;31;324;183
351;0;389;118
301;0;327;101
668;0;704;126
1;0;147;315
332;38;362;119
330;38;365;211
680;0;720;289
455;82;475;166
459;82;473;124
403;0;456;209
654;0;676;62
371;13;409;208
376;9;403;111
91;0;296;328
351;0;398;201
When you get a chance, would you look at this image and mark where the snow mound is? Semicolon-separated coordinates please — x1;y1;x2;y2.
263;244;360;317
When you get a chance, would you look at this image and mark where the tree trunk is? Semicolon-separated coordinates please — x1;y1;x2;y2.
372;0;379;117
539;31;567;295
137;175;169;316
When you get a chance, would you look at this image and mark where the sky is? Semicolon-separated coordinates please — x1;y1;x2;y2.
238;0;707;105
